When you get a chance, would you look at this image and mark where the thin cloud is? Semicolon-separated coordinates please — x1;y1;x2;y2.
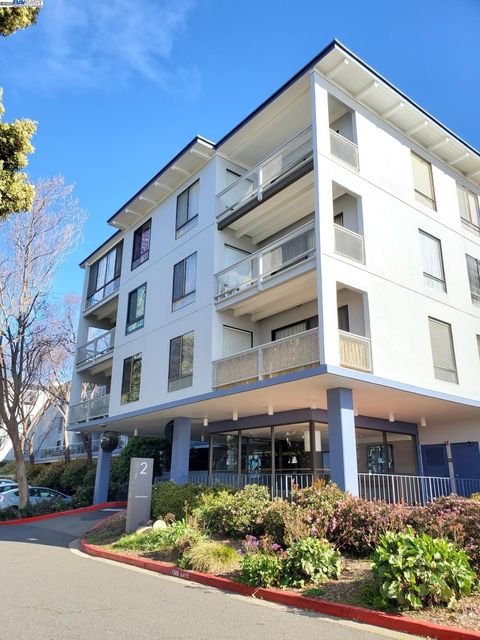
7;0;199;92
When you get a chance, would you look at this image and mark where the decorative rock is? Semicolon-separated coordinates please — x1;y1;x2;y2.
135;525;153;535
152;519;168;530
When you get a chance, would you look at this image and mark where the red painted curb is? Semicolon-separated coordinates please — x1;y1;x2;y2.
80;537;480;640
0;501;126;526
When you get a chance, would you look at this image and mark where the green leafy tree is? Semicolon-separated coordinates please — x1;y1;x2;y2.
0;7;40;218
0;7;39;36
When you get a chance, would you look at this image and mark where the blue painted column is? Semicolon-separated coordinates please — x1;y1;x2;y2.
93;448;113;504
170;417;191;484
327;388;358;495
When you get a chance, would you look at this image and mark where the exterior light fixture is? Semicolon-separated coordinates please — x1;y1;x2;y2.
388;412;395;423
203;418;208;427
232;411;238;421
420;417;427;427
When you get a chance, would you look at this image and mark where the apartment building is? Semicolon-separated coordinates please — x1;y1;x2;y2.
68;40;480;504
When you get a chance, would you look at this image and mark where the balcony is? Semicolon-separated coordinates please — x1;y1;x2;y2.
334;224;365;263
216;127;313;225
76;329;115;370
68;394;110;425
329;130;359;171
339;330;372;373
86;276;120;311
213;328;320;389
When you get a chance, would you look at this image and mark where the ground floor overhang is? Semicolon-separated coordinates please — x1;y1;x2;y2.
69;365;480;440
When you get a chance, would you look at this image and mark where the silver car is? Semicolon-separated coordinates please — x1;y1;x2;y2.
0;486;72;509
0;478;15;487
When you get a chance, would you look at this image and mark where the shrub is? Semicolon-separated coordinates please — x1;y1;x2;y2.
0;460;16;478
113;518;204;561
407;495;480;573
291;480;346;537
372;528;476;610
326;496;407;556
33;461;66;492
151;481;205;521
263;499;310;546
471;493;480;502
239;552;283;587
20;497;70;517
71;469;96;508
282;537;342;587
181;541;240;574
109;436;171;494
194;484;270;538
59;459;90;495
0;506;19;521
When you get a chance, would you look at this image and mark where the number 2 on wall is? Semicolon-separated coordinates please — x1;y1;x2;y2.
139;461;148;475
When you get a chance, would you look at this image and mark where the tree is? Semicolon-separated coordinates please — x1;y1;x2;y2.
0;7;39;36
0;177;86;508
0;7;39;218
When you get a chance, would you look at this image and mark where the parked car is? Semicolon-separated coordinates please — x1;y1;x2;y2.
0;478;15;486
0;486;72;509
0;483;19;494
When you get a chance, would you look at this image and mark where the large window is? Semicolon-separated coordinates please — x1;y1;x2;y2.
411;152;436;210
86;241;123;308
223;326;252;357
466;254;480;306
176;180;199;237
126;284;146;334
132;220;151;270
419;230;446;292
457;184;480;231
428;317;458;383
168;331;194;391
121;353;142;404
272;316;318;341
172;253;197;311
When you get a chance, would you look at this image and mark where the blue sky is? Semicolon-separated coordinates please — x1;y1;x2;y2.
1;0;479;299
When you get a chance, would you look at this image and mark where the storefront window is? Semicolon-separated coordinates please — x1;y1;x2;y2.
241;427;272;475
386;432;418;475
212;432;238;473
356;428;417;475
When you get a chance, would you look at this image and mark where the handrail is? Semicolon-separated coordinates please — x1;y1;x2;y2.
76;328;115;367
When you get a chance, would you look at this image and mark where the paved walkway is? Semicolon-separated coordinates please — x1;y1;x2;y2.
0;511;420;640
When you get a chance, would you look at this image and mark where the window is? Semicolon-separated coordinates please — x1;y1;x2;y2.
419;230;446;292
172;253;197;311
168;332;194;391
272;316;318;341
457;184;480;231
121;353;142;404
466;255;480;306
337;305;350;332
126;284;146;334
223;326;253;357
333;212;344;227
86;241;123;308
411;152;436;210
176;180;199;237
132;220;151;270
428;318;458;383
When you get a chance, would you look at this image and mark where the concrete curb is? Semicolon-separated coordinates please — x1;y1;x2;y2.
0;501;126;526
80;537;480;640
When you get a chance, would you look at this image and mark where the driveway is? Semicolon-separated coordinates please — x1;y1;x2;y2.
0;510;420;640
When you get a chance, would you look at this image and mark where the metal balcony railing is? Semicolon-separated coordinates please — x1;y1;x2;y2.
329;130;359;171
76;328;115;368
68;394;110;425
214;222;315;302
86;276;120;310
213;328;320;388
334;224;365;263
216;127;313;221
339;330;372;373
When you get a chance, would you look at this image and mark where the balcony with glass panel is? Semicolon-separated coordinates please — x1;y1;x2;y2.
83;241;123;322
68;394;110;425
76;328;115;373
214;221;317;321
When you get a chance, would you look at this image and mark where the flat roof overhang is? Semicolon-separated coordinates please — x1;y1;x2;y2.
69;365;480;438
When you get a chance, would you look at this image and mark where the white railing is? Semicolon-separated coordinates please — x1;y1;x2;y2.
339;330;372;373
330;130;359;171
216;127;313;221
334;224;365;263
214;222;315;302
38;436;126;461
76;329;115;368
86;276;120;310
213;328;320;388
68;394;110;424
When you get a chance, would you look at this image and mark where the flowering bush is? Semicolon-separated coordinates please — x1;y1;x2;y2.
291;480;345;537
263;499;310;546
282;537;342;587
151;481;207;521
371;528;476;610
407;495;480;573
240;551;283;587
194;484;270;538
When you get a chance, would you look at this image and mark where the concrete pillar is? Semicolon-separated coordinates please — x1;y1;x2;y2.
170;417;191;484
327;388;358;495
93;448;113;504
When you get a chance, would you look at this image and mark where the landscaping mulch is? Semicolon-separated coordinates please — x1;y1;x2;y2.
84;515;480;633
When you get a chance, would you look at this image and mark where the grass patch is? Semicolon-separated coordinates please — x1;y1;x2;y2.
85;512;126;545
181;541;241;574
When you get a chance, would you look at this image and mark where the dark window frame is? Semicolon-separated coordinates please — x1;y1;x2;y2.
121;353;142;404
175;180;199;237
337;305;350;332
172;253;197;311
131;219;151;270
126;283;147;335
271;316;318;341
86;241;123;308
168;331;194;392
466;254;480;306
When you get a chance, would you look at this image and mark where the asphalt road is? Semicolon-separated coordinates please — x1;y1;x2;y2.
0;511;420;640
